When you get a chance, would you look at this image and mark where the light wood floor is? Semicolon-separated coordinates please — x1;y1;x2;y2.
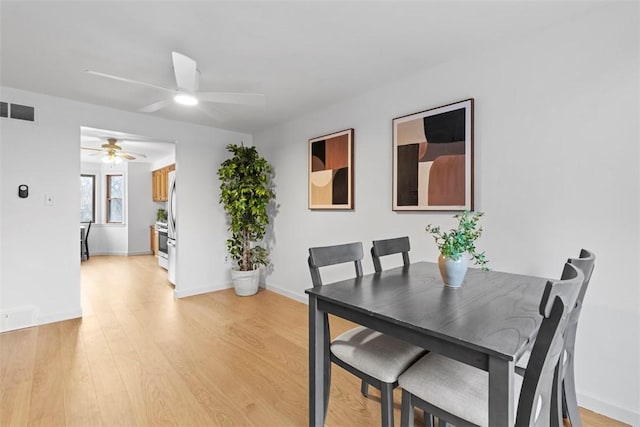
0;255;628;426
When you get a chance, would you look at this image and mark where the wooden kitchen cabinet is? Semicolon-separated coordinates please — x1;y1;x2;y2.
152;170;161;201
150;225;158;255
152;164;175;202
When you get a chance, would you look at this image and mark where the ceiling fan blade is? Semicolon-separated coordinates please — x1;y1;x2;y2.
172;52;199;92
118;153;136;160
85;70;175;94
80;147;105;152
121;151;147;158
198;105;230;123
197;92;266;106
138;99;172;113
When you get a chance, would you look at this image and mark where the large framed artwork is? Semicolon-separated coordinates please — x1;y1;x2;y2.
309;128;354;209
393;99;473;211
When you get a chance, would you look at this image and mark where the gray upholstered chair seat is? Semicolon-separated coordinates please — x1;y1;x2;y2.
516;349;530;370
398;353;523;427
331;326;426;383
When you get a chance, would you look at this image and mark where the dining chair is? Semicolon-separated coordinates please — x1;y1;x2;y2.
515;249;595;427
308;241;426;427
398;262;584;427
371;236;411;273
81;220;92;260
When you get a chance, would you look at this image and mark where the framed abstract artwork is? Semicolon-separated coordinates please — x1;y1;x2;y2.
393;99;474;211
309;128;354;209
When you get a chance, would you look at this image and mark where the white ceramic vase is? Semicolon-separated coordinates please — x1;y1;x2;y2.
231;268;260;296
438;254;468;288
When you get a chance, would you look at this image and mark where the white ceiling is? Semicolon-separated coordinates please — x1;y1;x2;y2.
1;1;604;134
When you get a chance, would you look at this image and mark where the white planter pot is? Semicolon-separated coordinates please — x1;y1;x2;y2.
438;254;468;288
231;268;260;296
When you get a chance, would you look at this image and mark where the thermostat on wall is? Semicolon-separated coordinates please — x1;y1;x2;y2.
18;184;28;198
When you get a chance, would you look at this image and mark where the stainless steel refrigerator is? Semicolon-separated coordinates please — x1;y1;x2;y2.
167;170;176;285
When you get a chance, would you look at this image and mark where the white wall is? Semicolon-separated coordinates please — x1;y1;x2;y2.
80;161;154;256
1;87;250;332
151;153;176;171
81;161;128;255
173;140;234;297
1;104;81;330
255;4;639;424
127;162;156;255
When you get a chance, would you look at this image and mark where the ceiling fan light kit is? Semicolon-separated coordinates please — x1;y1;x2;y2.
102;150;123;164
174;93;198;106
87;51;266;118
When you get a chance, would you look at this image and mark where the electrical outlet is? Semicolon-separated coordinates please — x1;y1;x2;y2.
44;193;54;206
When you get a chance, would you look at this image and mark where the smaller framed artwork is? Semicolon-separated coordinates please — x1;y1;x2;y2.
393;99;474;211
309;128;354;210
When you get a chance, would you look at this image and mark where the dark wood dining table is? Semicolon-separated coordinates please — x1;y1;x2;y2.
306;261;549;426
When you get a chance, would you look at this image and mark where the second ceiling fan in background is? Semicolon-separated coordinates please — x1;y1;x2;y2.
81;137;147;163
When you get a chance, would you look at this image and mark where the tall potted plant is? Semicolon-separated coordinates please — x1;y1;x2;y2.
425;210;489;288
218;143;275;296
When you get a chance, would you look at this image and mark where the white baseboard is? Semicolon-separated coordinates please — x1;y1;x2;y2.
174;282;232;299
264;282;308;304
0;305;38;332
90;251;129;256
0;308;83;333
174;282;308;301
37;309;83;327
87;251;153;257
578;392;639;426
128;250;153;256
175;278;307;300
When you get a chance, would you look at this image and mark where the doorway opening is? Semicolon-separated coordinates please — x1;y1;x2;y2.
79;126;176;308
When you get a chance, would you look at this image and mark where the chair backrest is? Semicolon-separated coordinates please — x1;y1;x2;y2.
371;236;411;273
562;249;595;377
84;220;92;239
568;249;595;313
515;263;583;427
308;242;364;287
81;220;92;241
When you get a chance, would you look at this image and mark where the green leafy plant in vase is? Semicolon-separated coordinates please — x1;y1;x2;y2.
425;210;488;288
156;208;167;222
218;143;275;296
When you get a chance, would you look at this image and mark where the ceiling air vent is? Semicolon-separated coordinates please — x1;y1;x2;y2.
10;103;35;122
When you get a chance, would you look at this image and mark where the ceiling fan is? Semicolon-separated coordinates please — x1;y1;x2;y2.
81;138;147;163
86;52;266;114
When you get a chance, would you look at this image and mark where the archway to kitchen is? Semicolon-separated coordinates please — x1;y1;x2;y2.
79;126;176;306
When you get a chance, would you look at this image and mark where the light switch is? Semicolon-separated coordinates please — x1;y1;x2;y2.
44;194;54;206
